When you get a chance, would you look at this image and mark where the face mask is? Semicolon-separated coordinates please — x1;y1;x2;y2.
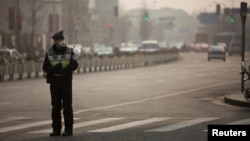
59;41;66;47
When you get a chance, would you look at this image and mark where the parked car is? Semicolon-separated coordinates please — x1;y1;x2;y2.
67;44;83;59
82;46;92;58
119;43;139;56
95;46;114;58
140;40;160;54
228;41;241;56
0;48;24;63
208;45;226;61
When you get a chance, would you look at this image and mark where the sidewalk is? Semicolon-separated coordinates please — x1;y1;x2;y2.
224;93;250;108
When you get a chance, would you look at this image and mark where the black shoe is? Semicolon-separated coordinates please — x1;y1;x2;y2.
62;132;73;136
50;132;61;137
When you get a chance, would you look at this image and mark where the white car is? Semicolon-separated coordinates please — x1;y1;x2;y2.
97;46;113;57
119;43;138;55
140;40;160;53
208;45;226;61
67;44;83;58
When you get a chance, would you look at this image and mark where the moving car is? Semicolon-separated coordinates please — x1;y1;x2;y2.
139;40;160;54
208;45;226;61
92;44;113;58
228;41;241;56
217;42;228;52
0;48;24;63
119;43;138;56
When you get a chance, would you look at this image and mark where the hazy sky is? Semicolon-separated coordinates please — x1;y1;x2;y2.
120;0;248;14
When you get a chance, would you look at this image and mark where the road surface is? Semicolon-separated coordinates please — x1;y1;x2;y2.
0;52;247;141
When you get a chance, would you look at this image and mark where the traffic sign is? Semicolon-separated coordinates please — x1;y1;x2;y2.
231;8;250;14
197;13;219;24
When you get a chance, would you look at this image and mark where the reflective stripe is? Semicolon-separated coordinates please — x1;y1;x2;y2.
61;60;70;68
47;47;72;68
48;54;71;62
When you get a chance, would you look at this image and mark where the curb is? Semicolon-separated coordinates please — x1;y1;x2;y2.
224;94;250;108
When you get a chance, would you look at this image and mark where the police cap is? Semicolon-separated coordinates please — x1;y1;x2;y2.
51;30;65;40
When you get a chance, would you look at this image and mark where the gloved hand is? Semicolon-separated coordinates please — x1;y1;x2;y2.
61;66;73;73
53;63;63;73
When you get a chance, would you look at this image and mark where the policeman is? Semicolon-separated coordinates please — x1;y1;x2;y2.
43;30;78;137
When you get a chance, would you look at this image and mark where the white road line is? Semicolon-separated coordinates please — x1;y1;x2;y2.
92;87;107;91
0;118;80;133
197;73;205;77
228;118;250;125
129;83;141;86
0;102;11;105
29;118;124;134
89;118;170;132
74;80;239;114
0;117;32;124
147;118;218;132
211;72;218;75
155;80;166;83
178;76;187;80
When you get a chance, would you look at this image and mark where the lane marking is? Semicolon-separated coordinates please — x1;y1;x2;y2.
147;118;218;132
0;118;80;133
74;80;239;114
29;118;124;134
155;80;166;83
228;118;250;125
92;87;107;91
0;117;32;124
178;76;187;80
197;73;205;77
89;118;170;132
211;72;218;75
0;102;12;105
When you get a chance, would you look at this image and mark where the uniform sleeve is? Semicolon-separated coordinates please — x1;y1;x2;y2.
42;53;54;73
71;51;79;71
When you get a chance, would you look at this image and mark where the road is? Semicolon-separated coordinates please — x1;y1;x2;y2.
0;52;248;141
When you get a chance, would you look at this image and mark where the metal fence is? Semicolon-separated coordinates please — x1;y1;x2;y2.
0;52;179;82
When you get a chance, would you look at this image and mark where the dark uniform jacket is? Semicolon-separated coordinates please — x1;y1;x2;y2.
43;45;78;83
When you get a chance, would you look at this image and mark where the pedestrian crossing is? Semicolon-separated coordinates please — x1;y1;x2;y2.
146;118;218;132
89;118;170;132
0;117;250;134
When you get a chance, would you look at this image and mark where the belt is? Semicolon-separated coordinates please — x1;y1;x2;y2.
53;73;65;77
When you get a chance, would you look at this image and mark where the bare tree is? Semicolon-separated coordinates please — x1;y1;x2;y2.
25;0;45;44
22;0;45;60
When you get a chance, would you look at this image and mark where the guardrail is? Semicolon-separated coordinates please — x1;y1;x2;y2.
0;52;179;82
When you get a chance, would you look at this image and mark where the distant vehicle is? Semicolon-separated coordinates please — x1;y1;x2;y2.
170;42;184;50
228;41;241;56
67;44;83;59
193;43;209;52
82;46;92;58
169;42;190;52
0;48;24;63
217;42;228;52
208;45;226;61
140;40;160;54
212;32;241;48
194;33;209;44
96;46;114;57
119;43;138;56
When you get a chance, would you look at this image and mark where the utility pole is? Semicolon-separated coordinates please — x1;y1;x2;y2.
13;0;19;49
240;2;247;93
